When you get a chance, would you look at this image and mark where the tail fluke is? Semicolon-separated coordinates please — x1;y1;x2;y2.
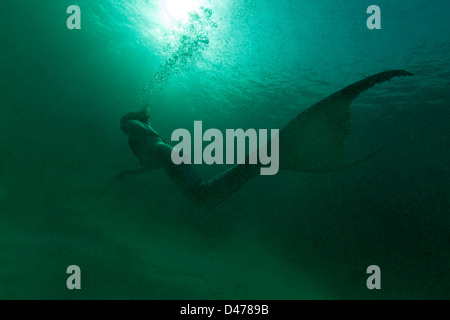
339;149;383;172
339;70;413;101
280;70;413;172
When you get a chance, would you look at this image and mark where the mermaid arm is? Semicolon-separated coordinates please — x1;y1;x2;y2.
120;120;148;136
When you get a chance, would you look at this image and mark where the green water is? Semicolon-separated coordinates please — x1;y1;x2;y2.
0;0;449;299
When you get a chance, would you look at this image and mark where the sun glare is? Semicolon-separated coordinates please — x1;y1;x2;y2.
159;0;206;26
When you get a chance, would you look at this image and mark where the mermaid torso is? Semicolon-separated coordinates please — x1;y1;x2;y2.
128;124;167;169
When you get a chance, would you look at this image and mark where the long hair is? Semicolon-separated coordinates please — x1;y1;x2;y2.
121;105;151;125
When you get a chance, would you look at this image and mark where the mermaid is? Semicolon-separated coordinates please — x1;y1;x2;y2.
119;70;413;207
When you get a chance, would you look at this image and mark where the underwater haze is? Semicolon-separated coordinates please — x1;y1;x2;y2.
1;0;449;299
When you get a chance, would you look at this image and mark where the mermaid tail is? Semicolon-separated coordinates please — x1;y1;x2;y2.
280;70;413;172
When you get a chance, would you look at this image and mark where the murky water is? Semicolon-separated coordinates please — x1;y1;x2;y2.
0;0;449;299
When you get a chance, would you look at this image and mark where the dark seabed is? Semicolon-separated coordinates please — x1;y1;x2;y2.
0;0;449;299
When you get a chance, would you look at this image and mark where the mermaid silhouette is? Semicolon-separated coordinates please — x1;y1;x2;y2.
119;70;413;207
